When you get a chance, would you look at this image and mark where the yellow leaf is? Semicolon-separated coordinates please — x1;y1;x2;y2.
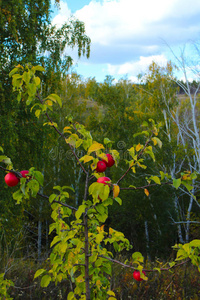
100;224;105;231
45;100;53;106
152;137;157;145
136;143;143;152
144;189;149;196
98;153;108;161
76;275;84;283
96;279;101;288
107;291;116;296
131;166;136;173
109;227;114;235
97;225;105;233
182;175;191;181
80;155;94;163
113;184;120;198
63;126;72;133
88;142;104;154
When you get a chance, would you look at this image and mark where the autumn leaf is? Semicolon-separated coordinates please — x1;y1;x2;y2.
80;155;94;163
144;189;149;196
113;184;120;198
88;142;104;154
97;225;105;233
136;143;143;152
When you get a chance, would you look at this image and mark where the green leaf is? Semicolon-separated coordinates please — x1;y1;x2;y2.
169;261;176;268
132;252;144;263
75;139;83;148
160;171;165;180
189;240;200;248
128;147;135;158
49;194;57;204
141;121;149;127
173;178;181;189
40;274;51;287
182;181;193;192
96;204;105;215
22;71;30;84
96;213;108;223
33;65;46;72
176;249;187;260
0;146;3;153
75;204;87;219
96;232;104;244
34;269;46;279
13;189;23;204
27;83;37;96
53;186;62;192
67;292;75;300
151;137;162;148
33;171;44;186
153;267;161;273
46;94;62;108
145;147;155;161
35;109;41;118
103;197;113;206
27;179;40;197
114;197;122;205
104;138;114;145
49;223;56;235
0;155;11;165
150;176;161;185
9;67;21;77
34;76;41;86
50;235;61;247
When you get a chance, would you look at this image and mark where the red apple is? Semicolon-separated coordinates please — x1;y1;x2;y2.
4;172;19;187
97;176;111;185
96;161;107;173
20;170;29;178
103;153;115;167
133;270;146;282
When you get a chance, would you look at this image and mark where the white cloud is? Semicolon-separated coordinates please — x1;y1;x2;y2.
108;54;168;76
75;0;200;47
52;0;200;81
52;1;72;27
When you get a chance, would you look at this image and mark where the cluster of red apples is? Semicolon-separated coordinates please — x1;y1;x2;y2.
4;170;29;187
96;153;115;185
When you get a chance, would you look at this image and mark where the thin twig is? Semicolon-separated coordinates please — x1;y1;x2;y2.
98;254;190;273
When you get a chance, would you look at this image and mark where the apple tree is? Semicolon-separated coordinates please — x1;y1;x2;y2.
1;64;200;299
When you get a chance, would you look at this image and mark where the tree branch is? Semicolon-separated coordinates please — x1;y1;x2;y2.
98;254;190;273
120;182;170;190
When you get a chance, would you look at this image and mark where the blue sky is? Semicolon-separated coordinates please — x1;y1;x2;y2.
51;0;200;82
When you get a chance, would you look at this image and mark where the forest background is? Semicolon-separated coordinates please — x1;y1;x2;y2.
1;0;200;299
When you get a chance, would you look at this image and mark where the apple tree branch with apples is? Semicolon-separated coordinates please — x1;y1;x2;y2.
1;64;200;300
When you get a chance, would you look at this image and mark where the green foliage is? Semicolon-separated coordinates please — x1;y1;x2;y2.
1;62;200;299
0;273;14;300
